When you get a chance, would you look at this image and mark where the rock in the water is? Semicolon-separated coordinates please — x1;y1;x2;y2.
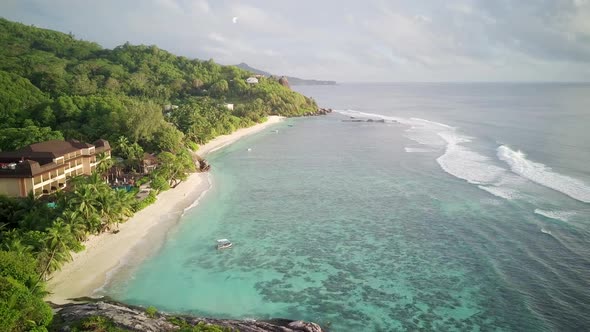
52;301;326;332
198;159;211;172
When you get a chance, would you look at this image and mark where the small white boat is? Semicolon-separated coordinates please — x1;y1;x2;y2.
540;228;552;235
217;239;233;249
247;148;252;151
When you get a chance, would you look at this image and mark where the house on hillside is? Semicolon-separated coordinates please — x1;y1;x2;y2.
141;153;159;174
163;104;179;117
0;139;111;197
246;77;259;84
163;104;179;111
225;103;234;111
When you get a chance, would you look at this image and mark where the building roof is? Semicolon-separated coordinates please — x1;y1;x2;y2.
0;139;111;178
18;140;90;156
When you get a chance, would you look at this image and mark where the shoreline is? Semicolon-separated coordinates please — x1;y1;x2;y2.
46;116;284;304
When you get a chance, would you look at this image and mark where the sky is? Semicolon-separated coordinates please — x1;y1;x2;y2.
2;0;590;82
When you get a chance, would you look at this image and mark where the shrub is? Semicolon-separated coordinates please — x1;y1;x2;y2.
145;306;157;318
76;315;127;332
185;141;199;151
150;176;170;192
0;276;52;331
136;177;150;186
0;251;37;283
131;191;157;212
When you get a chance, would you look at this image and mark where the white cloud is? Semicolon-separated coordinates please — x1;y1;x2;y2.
208;32;226;43
1;0;589;81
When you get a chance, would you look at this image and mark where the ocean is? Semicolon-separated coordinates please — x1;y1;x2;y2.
102;83;590;331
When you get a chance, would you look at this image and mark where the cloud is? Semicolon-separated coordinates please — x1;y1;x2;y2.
0;0;589;81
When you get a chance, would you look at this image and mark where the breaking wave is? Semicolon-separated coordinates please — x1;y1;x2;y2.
338;109;511;186
478;185;521;200
336;110;590;205
534;209;576;222
498;146;590;203
435;132;506;185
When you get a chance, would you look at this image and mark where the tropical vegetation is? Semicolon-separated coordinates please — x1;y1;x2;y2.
0;17;317;331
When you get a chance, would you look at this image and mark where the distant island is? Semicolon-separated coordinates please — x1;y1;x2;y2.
236;62;337;86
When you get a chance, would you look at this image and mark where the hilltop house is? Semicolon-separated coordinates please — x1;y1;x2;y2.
246;77;259;84
0;139;111;197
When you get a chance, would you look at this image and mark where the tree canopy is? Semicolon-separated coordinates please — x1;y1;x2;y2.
0;17;320;331
0;17;317;153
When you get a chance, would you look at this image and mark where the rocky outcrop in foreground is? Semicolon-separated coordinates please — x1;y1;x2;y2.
53;301;324;332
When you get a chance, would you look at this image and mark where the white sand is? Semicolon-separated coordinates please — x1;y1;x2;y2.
46;116;283;304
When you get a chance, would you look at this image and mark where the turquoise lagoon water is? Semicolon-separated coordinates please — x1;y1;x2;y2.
103;84;590;331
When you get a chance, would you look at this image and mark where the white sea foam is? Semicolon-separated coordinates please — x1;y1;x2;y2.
337;110;514;187
534;209;576;222
478;185;521;200
436;131;506;185
498;145;590;203
410;117;454;129
183;173;213;214
336;110;590;206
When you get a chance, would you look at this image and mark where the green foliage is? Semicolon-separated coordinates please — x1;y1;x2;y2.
154;123;184;153
0;18;316;151
185;140;199;151
150;176;170;192
167;317;232;332
0;276;52;332
210;80;229;97
155;150;195;187
0;126;63;151
131;191;157;212
72;315;129;332
0;71;49;128
145;306;157;318
0;17;318;331
0;251;37;283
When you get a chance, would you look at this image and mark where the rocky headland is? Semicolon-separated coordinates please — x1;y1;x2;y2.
301;107;333;117
51;300;325;332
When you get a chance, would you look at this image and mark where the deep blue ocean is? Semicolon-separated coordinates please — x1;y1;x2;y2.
103;83;590;331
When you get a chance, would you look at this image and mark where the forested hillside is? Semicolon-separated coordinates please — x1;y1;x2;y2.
0;18;318;331
0;17;317;151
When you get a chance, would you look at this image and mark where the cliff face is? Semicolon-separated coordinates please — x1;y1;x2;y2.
52;301;324;332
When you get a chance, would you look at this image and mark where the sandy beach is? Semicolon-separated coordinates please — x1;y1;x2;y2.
46;116;283;304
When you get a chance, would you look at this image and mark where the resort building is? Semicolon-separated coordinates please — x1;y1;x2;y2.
0;139;111;197
246;77;259;84
141;153;159;174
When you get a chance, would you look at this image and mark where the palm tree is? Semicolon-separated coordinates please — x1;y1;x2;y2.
111;189;134;229
56;210;87;242
68;184;101;233
96;152;114;179
96;191;117;232
2;238;33;256
36;222;73;284
115;136;130;158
